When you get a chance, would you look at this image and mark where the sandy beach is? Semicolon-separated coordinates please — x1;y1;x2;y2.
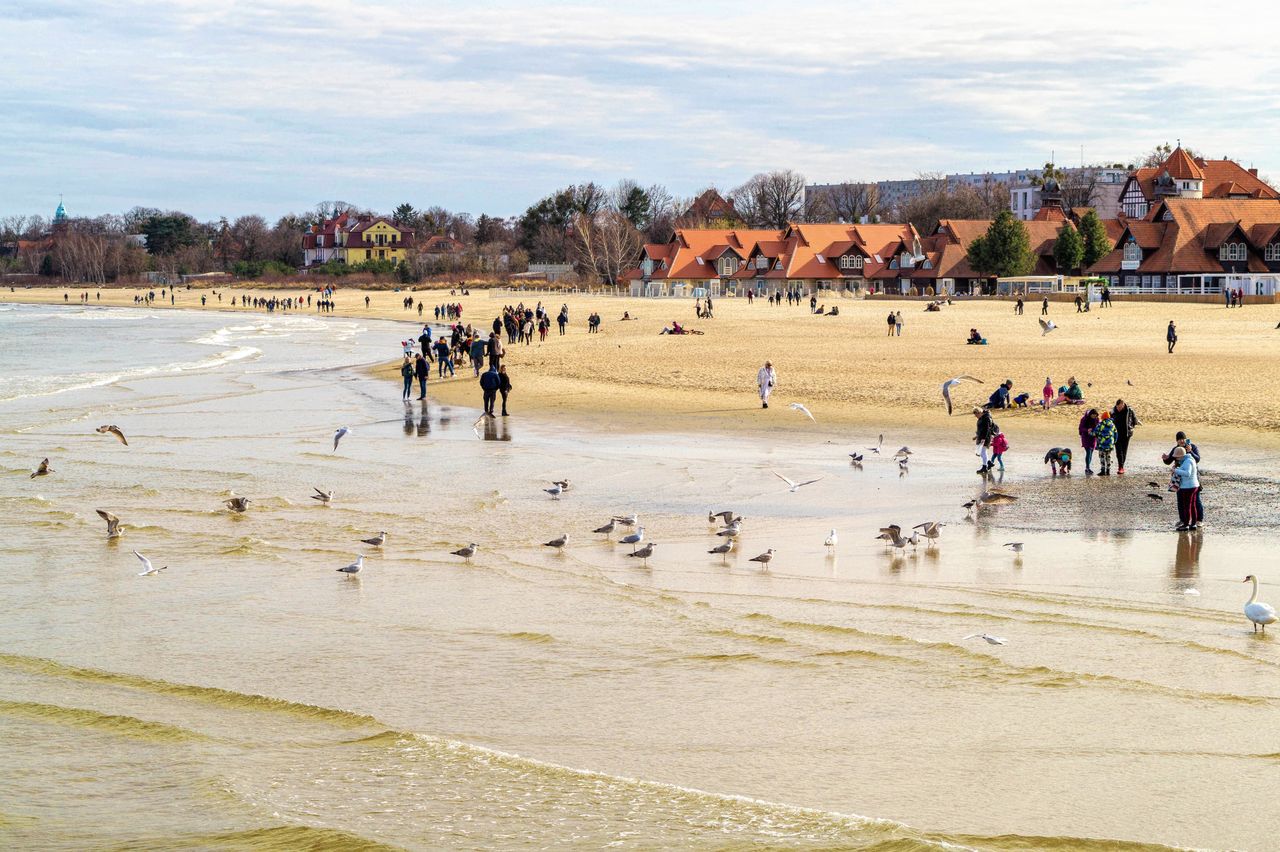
8;285;1280;448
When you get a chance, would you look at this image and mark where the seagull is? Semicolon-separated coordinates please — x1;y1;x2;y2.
612;513;638;527
893;447;913;458
311;488;334;505
715;521;742;539
1126;379;1134;387
824;529;838;550
1003;542;1025;553
133;550;166;576
360;531;387;547
543;533;568;549
1039;318;1057;336
96;424;128;446
913;521;944;544
619;526;645;552
748;548;774;569
708;510;737;525
961;499;979;517
96;509;123;539
876;526;915;553
897;457;910;471
866;434;883;454
543;484;563;500
551;479;571;491
977;491;1018;507
774;471;822;493
628;542;656;565
789;402;816;422
941;375;983;415
1243;575;1277;633
848;452;864;463
451;543;478;559
963;633;1007;646
337;555;363;575
30;458;53;479
1146;493;1164;501
333;426;350;452
708;540;734;563
592;519;616;535
223;495;251;512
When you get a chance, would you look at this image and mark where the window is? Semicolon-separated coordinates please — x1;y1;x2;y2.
365;250;372;259
1122;241;1141;266
1266;243;1280;262
317;236;324;247
840;255;854;270
776;260;785;271
756;256;767;269
815;253;826;264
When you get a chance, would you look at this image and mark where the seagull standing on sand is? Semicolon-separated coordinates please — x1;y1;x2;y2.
544;484;563;500
360;531;387;547
551;479;571;492
96;425;128;446
451;543;478;560
96;509;123;539
619;526;646;552
749;549;775;569
628;542;656;566
311;488;334;505
1243;575;1277;633
333;426;350;452
337;555;363;575
543;534;568;549
30;458;53;479
848;452;864;463
963;633;1007;645
593;519;616;535
824;529;838;551
789;402;816;422
774;471;822;493
941;375;983;416
134;550;166;576
708;540;734;563
913;521;944;545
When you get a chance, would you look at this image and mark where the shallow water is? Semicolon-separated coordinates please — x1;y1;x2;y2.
2;304;1278;850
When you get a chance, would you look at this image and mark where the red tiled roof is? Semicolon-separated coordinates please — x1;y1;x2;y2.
1163;146;1205;181
1088;197;1280;275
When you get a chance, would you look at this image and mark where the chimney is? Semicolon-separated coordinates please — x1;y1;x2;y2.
1249;167;1259;177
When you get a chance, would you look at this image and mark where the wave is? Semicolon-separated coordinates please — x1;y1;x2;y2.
114;824;403;851
0;346;261;403
0;699;206;743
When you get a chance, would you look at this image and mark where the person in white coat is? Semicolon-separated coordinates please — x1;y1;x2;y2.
757;361;776;408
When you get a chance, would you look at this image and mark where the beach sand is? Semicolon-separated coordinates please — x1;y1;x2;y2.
7;285;1280;448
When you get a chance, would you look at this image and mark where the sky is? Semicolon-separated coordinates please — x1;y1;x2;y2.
5;0;1280;221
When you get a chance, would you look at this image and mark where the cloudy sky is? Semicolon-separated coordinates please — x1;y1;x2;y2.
6;0;1279;220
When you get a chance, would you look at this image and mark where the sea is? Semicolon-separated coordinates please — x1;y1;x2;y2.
1;302;1278;850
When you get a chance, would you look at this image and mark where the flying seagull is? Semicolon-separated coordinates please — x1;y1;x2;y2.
1003;542;1025;553
133;550;166;576
451;543;478;559
894;447;913;458
612;513;638;527
333;426;350;452
360;531;387;547
941;375;983;415
708;509;737;525
96;509;123;539
223;495;251;512
30;458;53;479
311;488;334;505
551;479;571;491
543;484;563;500
963;633;1007;646
897;457;910;471
96;424;128;446
337;555;364;575
773;471;822;493
789;402;816;422
1039;318;1057;336
749;548;775;569
913;521;944;544
543;533;568;549
619;526;646;552
628;542;656;565
708;540;734;563
867;434;883;454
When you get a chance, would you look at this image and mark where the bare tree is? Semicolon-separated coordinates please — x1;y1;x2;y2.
813;181;881;223
571;210;643;285
731;170;807;229
899;175;1006;236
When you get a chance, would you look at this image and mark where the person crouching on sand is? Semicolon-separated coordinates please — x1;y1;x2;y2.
757;361;776;409
1044;447;1072;475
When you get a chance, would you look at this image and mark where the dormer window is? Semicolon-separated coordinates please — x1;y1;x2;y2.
317;236;324;247
775;260;785;271
840;255;854;270
756;256;767;269
900;251;912;267
1218;242;1246;261
1122;240;1141;267
1266;243;1280;262
718;257;738;275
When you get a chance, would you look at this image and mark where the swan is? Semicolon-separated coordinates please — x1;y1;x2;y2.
1243;575;1278;633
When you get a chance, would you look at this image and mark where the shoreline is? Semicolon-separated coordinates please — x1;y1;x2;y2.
7;285;1280;452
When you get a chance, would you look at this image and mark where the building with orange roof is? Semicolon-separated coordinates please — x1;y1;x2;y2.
1118;146;1277;220
303;214;415;267
1087;197;1280;295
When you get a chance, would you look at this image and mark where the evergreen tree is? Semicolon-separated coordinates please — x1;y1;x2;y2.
1053;222;1084;273
393;203;416;225
1078;209;1112;269
966;210;1036;278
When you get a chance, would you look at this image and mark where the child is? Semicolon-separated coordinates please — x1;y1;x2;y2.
1042;377;1053;408
1092;410;1117;476
991;426;1009;471
1044;446;1072;475
1012;392;1030;408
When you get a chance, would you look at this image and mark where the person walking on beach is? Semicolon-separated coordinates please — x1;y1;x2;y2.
479;365;500;416
757;361;776;409
990;426;1009;472
1092;410;1117;476
434;338;453;377
400;358;414;400
1170;446;1200;531
886;311;896;336
894;311;903;336
1111;399;1139;474
413;353;429;400
1074;295;1083;313
1041;296;1049;316
498;365;512;416
487;331;504;370
469;335;486;376
1015;297;1024;315
1166;320;1178;353
1078;408;1100;474
973;406;996;474
810;295;817;314
1101;285;1111;307
419;327;433;359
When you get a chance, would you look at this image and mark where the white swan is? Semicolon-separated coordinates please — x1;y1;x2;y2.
1243;575;1278;633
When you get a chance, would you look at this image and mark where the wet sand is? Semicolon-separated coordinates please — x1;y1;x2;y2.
7;286;1280;449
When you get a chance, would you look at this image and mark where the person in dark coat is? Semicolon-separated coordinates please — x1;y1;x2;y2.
1110;399;1139;474
1078;408;1100;474
413;353;429;400
479;366;500;416
498;365;512;416
973;406;995;474
487;332;504;369
1166;320;1178;353
400;358;414;400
